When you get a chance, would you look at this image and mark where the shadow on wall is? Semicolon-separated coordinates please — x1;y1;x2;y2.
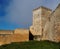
29;30;34;40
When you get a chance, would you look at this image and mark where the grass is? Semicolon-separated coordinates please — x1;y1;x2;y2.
0;40;60;49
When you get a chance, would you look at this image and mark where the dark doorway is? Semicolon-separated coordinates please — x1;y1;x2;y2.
29;30;34;40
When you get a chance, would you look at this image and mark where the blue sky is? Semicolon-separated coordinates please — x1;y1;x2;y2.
0;0;60;30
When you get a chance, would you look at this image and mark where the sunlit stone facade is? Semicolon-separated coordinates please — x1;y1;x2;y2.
30;6;52;40
30;4;60;42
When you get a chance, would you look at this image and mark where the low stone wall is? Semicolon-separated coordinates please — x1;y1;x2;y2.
0;29;29;45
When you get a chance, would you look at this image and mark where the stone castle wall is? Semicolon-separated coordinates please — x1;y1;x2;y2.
30;6;52;40
0;30;13;34
30;4;60;42
49;4;60;42
0;4;60;45
43;4;60;42
0;29;29;45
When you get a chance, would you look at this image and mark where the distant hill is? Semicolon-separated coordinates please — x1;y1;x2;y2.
0;40;60;49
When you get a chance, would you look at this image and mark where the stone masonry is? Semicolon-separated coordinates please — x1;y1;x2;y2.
0;29;29;45
0;4;60;46
30;4;60;42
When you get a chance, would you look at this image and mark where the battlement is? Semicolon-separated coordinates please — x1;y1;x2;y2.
14;28;29;34
33;6;52;11
0;30;13;35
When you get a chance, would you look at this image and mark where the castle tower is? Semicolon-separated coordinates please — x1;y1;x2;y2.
30;6;52;40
